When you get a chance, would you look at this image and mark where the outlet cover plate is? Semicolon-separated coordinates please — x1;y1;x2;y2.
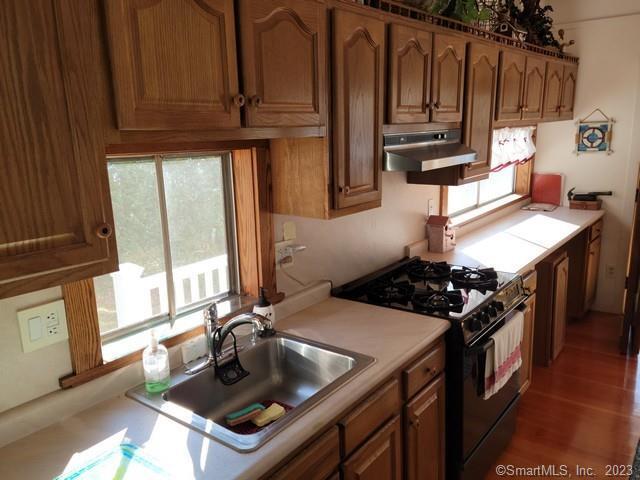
275;239;294;270
17;299;68;353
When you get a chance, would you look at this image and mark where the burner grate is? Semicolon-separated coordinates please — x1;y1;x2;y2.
366;280;416;305
406;260;451;283
412;289;465;313
451;267;498;292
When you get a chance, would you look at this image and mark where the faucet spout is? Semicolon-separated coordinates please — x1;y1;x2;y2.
214;312;275;355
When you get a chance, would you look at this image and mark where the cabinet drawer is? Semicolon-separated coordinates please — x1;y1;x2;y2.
403;341;445;400
523;269;537;294
339;378;402;456
590;220;603;241
271;427;340;480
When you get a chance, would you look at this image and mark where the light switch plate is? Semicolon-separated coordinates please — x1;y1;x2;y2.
18;299;68;353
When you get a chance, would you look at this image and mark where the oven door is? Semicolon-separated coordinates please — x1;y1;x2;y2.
462;312;521;460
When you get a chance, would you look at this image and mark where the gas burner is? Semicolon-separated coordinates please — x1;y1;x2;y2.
412;290;465;313
451;267;498;292
406;260;451;283
366;280;416;305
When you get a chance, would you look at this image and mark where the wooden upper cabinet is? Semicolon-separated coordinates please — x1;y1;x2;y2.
104;0;241;130
388;24;433;124
238;0;326;127
332;9;384;210
522;56;546;121
432;33;466;122
0;1;116;298
461;43;498;181
543;61;563;119
496;51;525;122
560;64;578;119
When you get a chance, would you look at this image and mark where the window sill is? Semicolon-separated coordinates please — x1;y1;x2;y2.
59;294;257;389
451;194;529;228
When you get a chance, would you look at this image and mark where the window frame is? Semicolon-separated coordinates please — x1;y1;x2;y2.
440;157;534;225
98;152;241;344
59;145;281;389
447;164;517;217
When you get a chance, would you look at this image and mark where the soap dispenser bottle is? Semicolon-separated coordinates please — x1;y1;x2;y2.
253;287;275;323
143;330;170;393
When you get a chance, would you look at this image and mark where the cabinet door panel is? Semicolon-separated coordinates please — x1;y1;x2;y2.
520;293;536;394
543;62;563;119
552;256;569;360
405;375;445;480
496;51;525;122
585;236;601;310
461;43;498;181
432;34;466;122
0;1;115;293
388;24;432;124
522;56;546;120
239;0;326;127
332;9;384;209
560;64;578;119
105;0;240;130
343;415;403;480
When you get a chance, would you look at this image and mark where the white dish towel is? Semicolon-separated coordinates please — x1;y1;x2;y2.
483;310;524;400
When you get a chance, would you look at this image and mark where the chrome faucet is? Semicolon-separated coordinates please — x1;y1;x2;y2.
184;303;275;375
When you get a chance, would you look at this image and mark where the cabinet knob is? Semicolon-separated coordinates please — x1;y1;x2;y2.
249;95;263;107
465;163;473;169
410;418;421;428
434;101;441;110
522;105;529;112
96;223;113;239
339;186;351;194
232;94;246;108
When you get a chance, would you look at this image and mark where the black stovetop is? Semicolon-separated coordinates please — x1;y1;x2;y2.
333;257;524;344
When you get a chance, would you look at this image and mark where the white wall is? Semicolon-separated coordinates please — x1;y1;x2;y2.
275;172;440;295
0;287;72;413
534;4;640;313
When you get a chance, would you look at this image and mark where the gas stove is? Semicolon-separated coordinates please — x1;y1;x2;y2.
333;257;526;346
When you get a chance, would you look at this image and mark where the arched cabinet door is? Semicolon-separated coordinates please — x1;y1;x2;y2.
332;9;385;210
432;33;466;122
104;0;241;130
496;51;525;122
522;56;546;121
560;64;578;120
461;43;499;181
387;24;433;124
543;61;563;119
238;0;326;127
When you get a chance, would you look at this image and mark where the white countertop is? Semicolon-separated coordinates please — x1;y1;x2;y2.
423;206;604;274
0;297;449;480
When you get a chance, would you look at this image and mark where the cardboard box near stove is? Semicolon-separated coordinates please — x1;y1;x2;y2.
426;215;456;253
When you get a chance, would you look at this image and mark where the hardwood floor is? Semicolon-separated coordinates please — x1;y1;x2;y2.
487;311;639;479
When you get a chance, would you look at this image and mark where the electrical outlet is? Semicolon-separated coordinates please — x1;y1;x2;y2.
275;239;294;270
606;265;615;278
17;299;68;353
428;199;435;216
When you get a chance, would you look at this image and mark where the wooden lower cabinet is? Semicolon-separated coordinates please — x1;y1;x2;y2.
271;427;340;480
585;235;601;309
519;293;536;394
567;220;603;319
343;415;403;480
534;251;569;365
405;374;445;480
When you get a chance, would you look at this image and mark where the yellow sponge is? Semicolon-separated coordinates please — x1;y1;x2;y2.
251;403;285;427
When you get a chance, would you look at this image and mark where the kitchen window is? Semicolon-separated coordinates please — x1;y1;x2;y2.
94;153;239;356
447;163;517;216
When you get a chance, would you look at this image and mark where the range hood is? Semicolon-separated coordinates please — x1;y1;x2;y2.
383;129;477;172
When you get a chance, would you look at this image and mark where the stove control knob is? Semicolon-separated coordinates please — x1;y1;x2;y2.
487;304;498;317
492;301;504;312
480;310;491;324
470;315;483;332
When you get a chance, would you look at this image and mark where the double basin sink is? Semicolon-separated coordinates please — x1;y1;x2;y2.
127;333;374;452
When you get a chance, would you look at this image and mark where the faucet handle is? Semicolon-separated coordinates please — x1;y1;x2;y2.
204;302;219;326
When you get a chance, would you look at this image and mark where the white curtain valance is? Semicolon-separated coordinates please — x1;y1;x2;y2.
491;126;536;171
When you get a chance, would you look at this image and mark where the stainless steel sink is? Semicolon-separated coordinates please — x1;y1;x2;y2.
127;332;374;451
